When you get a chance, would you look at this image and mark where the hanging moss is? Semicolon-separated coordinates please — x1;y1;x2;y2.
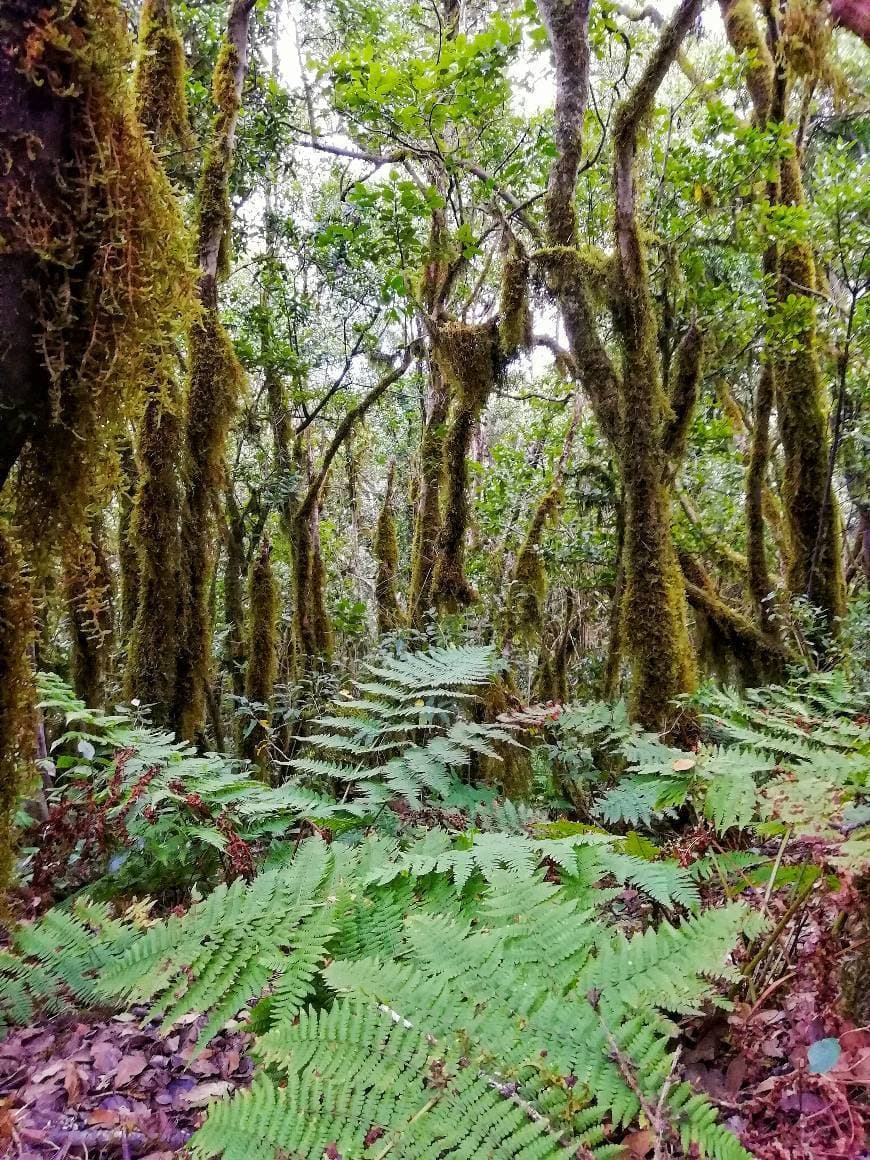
134;0;191;149
63;516;114;708
680;552;792;686
0;521;35;900
431;320;500;610
195;40;242;282
498;240;532;360
6;0;193;557
244;534;277;774
374;463;405;635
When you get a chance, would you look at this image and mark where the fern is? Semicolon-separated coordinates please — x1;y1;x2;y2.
284;646;515;807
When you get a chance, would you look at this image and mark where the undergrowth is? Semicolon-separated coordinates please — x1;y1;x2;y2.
3;648;868;1158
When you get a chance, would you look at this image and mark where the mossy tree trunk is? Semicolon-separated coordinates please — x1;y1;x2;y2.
64;517;114;709
244;535;278;773
374;462;405;634
173;0;253;741
720;0;846;642
0;522;34;896
124;0;190;725
117;439;140;640
224;488;247;703
539;0;702;730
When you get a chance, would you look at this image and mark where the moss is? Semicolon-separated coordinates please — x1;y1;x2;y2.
134;0;191;149
310;509;334;658
506;485;561;644
117;438;140;638
611;148;698;731
374;463;405;635
498;241;532;359
720;0;775;122
244;534;277;774
125;388;183;725
680;552;791;686
9;0;193;558
746;362;776;632
0;521;35;899
195;41;241;281
775;163;846;631
431;320;500;611
174;309;244;740
409;365;449;623
662;322;703;466
224;488;247;703
64;516;114;708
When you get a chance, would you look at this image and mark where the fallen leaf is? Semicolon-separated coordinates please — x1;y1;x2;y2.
179;1080;232;1107
114;1051;148;1088
621;1127;653;1157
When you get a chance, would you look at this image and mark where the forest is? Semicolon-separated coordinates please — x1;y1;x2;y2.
0;0;868;1154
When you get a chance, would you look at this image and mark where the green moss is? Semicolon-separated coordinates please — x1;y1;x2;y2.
134;0;191;149
680;552;791;686
174;309;244;740
505;485;561;644
611;137;697;731
224;489;247;704
409;366;449;623
11;0;193;558
374;464;405;635
64;517;114;709
498;242;532;360
0;522;35;900
195;41;241;281
431;321;500;611
117;439;140;638
776;157;846;631
125;385;184;726
745;363;776;632
720;0;775;122
244;535;278;774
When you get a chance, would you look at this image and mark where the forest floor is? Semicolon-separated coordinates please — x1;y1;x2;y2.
2;854;868;1160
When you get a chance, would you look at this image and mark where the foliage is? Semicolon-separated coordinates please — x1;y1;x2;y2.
1;839;757;1159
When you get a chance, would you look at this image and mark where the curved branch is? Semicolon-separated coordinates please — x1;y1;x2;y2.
298;348;414;519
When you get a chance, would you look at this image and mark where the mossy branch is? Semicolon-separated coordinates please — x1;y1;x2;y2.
661;321;703;464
